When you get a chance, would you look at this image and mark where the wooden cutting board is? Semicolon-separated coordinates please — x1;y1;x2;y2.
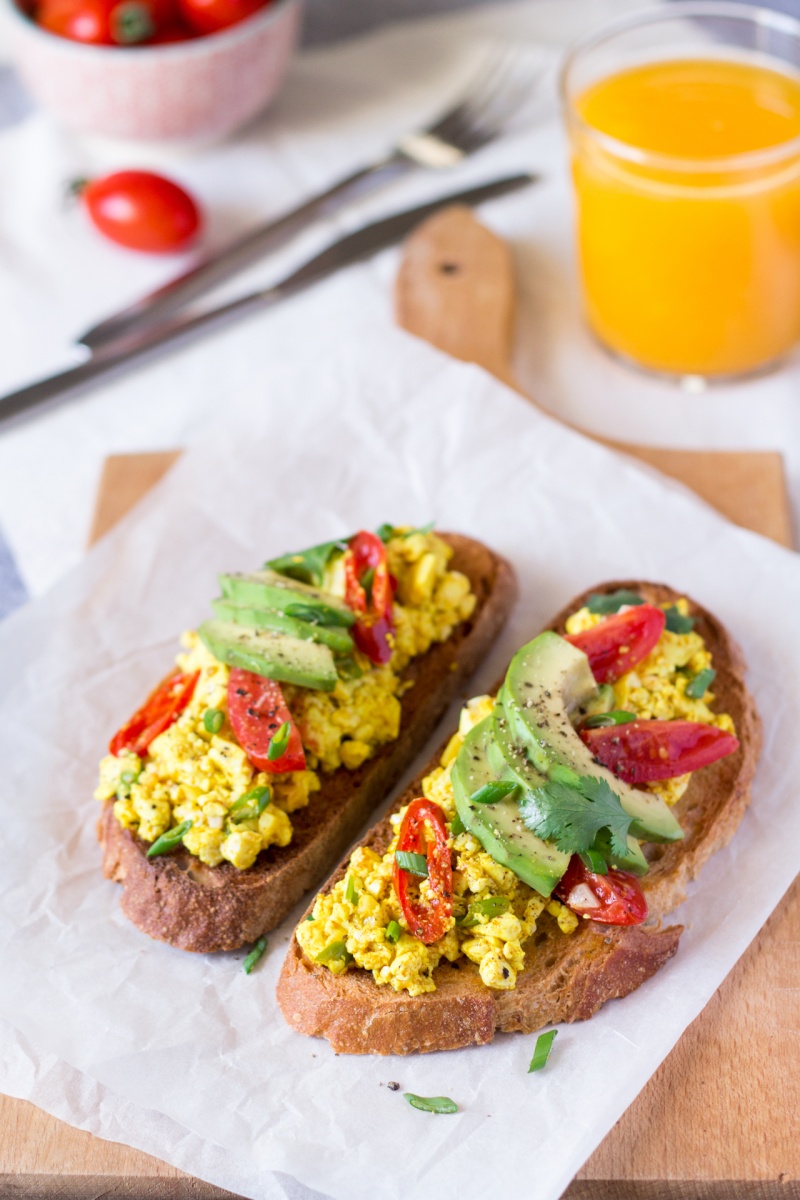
3;208;797;1200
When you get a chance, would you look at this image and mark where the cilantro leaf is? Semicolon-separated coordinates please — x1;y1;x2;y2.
265;538;348;587
519;774;632;859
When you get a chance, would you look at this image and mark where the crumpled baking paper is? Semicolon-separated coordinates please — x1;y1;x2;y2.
1;328;799;1200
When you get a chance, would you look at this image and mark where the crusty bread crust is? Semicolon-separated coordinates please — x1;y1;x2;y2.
277;582;761;1055
97;534;517;953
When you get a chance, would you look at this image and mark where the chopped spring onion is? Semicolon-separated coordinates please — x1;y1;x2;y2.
386;920;402;943
344;874;359;905
664;606;695;634
120;766;140;786
203;708;225;734
304;913;315;922
458;895;510;928
403;1093;458;1114
583;710;637;729
315;940;353;966
146;820;192;859
578;848;608;874
470;781;518;806
267;722;291;761
686;667;716;699
243;936;267;975
450;814;466;837
394;850;428;877
528;1029;558;1073
229;785;271;823
587;590;644;615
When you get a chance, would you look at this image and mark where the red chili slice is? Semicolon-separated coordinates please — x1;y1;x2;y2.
392;797;453;945
110;670;199;757
581;719;739;783
565;604;666;683
226;668;305;774
343;530;396;665
555;855;648;926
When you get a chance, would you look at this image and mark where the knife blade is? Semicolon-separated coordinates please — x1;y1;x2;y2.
0;173;535;429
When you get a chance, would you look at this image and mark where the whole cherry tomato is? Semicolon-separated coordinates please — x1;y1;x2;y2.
80;171;202;253
392;798;453;945
226;668;306;774
176;0;267;35
555;855;648;926
147;19;195;39
581;719;739;783
565;603;666;684
110;670;199;757
343;530;396;665
39;0;174;43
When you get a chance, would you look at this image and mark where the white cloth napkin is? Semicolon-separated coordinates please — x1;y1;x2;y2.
1;325;799;1200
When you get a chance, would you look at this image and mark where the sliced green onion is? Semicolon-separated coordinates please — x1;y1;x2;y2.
587;590;644;615
686;667;716;699
583;710;637;729
146;819;192;859
336;656;365;681
203;707;224;734
579;848;608;874
344;874;359;905
403;1093;458;1114
243;936;267;975
470;781;518;806
458;895;510;928
315;940;353;966
450;814;466;837
386;920;402;943
395;850;428;876
120;766;140;786
304;913;315;922
285;602;353;629
584;683;615;717
267;722;291;761
664;605;695;634
528;1029;558;1073
229;785;271;823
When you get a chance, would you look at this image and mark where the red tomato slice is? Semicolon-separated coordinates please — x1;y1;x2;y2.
581;719;739;783
555;855;647;926
565;604;666;683
392;798;453;945
343;531;395;665
110;670;199;757
81;171;202;254
226;668;305;774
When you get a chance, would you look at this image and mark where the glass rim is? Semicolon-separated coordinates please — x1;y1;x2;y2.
560;0;800;175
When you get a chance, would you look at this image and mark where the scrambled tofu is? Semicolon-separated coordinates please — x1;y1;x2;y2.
96;531;476;871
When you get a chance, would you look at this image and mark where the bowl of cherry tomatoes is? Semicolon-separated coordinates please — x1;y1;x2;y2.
3;0;301;142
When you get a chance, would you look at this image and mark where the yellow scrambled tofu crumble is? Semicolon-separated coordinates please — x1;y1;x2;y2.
96;531;476;871
298;598;736;996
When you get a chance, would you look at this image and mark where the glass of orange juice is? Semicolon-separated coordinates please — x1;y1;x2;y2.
561;2;800;381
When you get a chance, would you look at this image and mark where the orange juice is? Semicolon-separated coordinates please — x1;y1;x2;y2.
570;58;800;377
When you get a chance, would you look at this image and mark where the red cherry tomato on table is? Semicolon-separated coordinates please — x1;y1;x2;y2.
343;530;396;665
39;0;174;43
226;668;306;774
80;171;202;253
555;855;648;926
392;798;453;945
565;604;666;684
110;670;199;757
581;719;739;783
176;0;267;34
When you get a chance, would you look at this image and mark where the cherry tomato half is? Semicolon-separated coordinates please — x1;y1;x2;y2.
80;171;202;254
343;530;395;665
565;603;666;684
110;670;199;757
581;719;739;783
226;668;305;774
39;0;174;43
555;855;648;926
176;0;267;35
392;798;453;945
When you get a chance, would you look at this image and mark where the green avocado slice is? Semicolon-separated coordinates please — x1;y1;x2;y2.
210;598;354;655
219;568;354;627
198;619;338;692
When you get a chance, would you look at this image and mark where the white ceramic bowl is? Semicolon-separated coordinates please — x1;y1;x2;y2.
2;0;301;143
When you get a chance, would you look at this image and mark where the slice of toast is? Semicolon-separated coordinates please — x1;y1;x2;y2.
277;581;761;1055
97;534;517;953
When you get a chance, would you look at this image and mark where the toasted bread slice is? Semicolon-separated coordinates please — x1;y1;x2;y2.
97;534;517;954
277;581;761;1055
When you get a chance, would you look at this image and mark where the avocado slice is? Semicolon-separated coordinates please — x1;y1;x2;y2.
500;633;683;845
451;716;570;898
591;829;649;876
211;598;354;655
198;619;338;692
219;569;354;628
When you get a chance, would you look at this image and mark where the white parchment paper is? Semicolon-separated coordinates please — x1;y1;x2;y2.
1;328;799;1200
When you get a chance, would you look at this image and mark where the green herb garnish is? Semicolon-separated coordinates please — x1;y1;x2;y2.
304;913;315;922
458;895;510;928
686;667;716;699
376;521;435;544
386;920;402;943
578;847;608;874
265;538;348;588
587;590;644;615
316;940;353;966
403;1093;458;1114
528;1029;557;1073
583;710;637;729
395;850;428;876
243;936;267;975
664;605;695;634
146;820;192;859
470;781;518;805
450;814;466;837
284;602;353;629
203;707;224;734
344;874;359;905
267;722;291;761
120;765;140;786
229;785;271;823
520;774;633;859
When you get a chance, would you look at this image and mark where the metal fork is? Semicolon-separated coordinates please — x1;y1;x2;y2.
78;48;537;352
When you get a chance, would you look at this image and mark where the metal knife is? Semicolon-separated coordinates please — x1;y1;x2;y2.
0;173;534;429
